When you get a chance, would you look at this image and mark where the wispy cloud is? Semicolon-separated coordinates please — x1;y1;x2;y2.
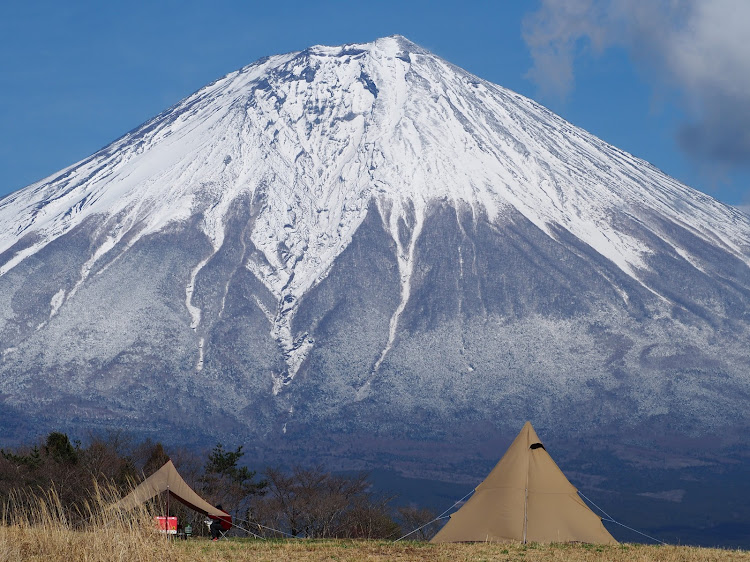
523;0;750;169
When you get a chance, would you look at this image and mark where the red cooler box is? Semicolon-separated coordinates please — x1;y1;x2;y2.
155;516;177;534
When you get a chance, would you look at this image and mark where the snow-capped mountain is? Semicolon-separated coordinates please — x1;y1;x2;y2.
1;36;749;469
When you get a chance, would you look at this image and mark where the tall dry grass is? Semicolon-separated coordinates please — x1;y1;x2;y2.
0;484;173;561
0;488;747;561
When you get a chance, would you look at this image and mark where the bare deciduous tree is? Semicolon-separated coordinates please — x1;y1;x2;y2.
249;466;400;539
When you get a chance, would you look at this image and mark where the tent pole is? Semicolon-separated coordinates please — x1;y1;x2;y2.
167;485;170;532
523;486;528;545
523;449;529;545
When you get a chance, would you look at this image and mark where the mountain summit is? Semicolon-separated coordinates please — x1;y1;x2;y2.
1;36;749;465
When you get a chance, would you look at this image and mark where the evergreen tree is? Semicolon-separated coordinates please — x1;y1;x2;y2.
44;432;78;465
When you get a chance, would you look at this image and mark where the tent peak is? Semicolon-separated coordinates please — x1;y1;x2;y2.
519;421;543;449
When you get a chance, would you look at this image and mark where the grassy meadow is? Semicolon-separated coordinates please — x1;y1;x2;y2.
1;485;748;561
178;538;750;561
3;531;750;562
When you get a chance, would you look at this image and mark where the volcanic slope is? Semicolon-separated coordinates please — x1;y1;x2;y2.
1;36;749;464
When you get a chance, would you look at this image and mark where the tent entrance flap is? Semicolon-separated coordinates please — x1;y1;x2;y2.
430;422;617;545
113;460;229;518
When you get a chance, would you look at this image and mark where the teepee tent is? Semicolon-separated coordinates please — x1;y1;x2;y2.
431;422;616;544
113;460;229;518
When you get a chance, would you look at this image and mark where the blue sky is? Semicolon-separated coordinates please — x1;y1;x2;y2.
1;0;748;209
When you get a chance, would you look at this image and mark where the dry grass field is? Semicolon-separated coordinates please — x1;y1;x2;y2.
1;489;748;561
174;538;750;562
0;487;172;561
3;532;750;562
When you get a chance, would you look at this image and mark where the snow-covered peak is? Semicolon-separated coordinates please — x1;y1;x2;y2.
2;35;749;301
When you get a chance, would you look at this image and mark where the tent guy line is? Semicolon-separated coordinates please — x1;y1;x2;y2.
600;517;666;546
577;490;615;521
394;489;476;542
225;520;264;540
577;490;665;545
233;517;296;538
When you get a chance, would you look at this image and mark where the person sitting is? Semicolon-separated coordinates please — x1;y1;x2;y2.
208;505;232;541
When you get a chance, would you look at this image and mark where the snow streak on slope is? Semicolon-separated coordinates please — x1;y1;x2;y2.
373;198;425;370
2;35;750;384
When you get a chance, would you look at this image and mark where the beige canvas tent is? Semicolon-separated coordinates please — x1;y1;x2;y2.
431;422;616;544
113;460;229;518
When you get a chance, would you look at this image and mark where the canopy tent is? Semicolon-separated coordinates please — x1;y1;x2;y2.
431;422;616;544
113;460;229;518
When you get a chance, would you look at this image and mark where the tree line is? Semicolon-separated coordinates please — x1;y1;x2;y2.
0;431;441;540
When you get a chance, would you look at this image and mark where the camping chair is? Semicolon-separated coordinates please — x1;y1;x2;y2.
206;515;232;540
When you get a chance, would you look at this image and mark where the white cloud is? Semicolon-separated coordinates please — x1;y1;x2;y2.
523;0;750;168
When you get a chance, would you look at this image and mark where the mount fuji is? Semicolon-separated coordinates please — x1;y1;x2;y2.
1;36;749;482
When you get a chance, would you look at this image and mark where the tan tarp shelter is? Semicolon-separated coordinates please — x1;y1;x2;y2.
431;422;616;544
113;460;229;518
